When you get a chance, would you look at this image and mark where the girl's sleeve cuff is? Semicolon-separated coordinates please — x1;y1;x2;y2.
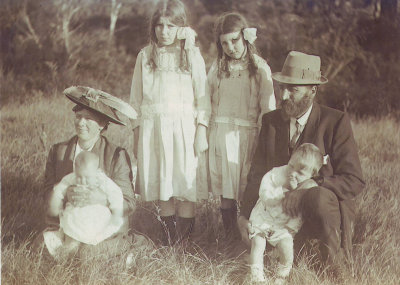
196;112;209;127
130;119;140;130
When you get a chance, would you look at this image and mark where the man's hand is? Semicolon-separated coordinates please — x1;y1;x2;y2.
66;185;107;207
282;188;306;217
238;216;252;247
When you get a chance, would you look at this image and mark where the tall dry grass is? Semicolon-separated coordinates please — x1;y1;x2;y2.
1;94;399;284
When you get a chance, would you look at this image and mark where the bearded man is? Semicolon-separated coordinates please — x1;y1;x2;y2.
238;51;364;269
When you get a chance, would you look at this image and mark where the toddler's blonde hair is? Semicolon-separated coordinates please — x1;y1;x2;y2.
290;143;324;176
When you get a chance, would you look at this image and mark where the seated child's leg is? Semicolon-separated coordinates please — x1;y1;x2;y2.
250;234;267;265
276;236;294;278
249;234;267;282
43;230;65;256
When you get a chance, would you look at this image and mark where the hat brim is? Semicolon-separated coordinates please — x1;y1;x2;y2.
64;91;126;126
272;72;328;85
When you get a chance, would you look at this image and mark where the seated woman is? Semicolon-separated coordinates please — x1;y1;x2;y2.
43;86;146;259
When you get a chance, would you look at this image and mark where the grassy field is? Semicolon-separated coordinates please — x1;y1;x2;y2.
1;93;400;284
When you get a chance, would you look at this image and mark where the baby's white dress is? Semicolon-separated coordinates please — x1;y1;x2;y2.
53;171;124;245
130;44;210;202
249;166;302;246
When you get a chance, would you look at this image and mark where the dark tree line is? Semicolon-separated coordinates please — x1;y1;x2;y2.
1;0;399;116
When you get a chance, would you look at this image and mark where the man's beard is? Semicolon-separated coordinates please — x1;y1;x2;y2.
281;94;313;118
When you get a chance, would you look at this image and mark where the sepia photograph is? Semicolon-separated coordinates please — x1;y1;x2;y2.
1;0;399;284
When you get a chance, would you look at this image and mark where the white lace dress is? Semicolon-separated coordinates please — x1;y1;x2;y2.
249;166;302;246
53;171;124;245
130;44;210;202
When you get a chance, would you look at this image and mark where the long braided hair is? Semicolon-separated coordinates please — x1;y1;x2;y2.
148;0;190;72
214;12;258;79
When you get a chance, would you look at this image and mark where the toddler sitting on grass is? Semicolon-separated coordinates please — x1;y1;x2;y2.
248;143;324;283
44;151;124;258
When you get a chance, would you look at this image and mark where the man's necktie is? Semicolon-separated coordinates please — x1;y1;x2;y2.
289;120;301;149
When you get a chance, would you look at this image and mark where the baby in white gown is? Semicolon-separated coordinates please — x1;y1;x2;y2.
248;143;324;283
46;151;123;257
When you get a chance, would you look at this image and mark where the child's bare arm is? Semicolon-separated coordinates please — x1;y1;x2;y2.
107;192;123;219
258;172;274;202
48;181;70;217
101;177;124;226
48;191;64;217
259;170;285;205
48;173;77;216
109;207;123;226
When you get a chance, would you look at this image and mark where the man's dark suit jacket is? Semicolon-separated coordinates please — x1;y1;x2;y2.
240;103;364;253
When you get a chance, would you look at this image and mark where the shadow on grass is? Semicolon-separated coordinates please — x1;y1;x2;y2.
1;170;47;245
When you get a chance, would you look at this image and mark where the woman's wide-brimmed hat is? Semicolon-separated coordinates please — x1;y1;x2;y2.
64;86;138;126
272;51;328;85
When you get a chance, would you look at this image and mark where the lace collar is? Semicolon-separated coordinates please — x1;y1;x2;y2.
227;49;249;71
157;42;181;54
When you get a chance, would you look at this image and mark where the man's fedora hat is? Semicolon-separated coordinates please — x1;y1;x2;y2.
272;51;328;85
64;86;137;126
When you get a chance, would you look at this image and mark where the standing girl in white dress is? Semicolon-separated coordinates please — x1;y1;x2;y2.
207;12;276;237
130;0;210;245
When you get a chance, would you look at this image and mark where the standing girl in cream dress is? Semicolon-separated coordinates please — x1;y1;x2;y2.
207;12;276;238
130;0;210;245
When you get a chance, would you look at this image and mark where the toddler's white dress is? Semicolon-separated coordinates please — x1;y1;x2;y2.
249;166;302;246
53;171;124;245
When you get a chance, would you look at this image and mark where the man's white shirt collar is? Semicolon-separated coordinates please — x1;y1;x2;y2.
289;104;313;142
291;104;313;126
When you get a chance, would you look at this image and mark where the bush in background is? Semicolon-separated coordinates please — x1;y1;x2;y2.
1;0;399;116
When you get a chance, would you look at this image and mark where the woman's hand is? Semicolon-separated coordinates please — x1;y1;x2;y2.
194;124;208;156
66;185;108;207
238;215;252;247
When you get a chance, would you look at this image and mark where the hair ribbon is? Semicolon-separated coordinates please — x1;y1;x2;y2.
243;28;257;44
177;27;197;50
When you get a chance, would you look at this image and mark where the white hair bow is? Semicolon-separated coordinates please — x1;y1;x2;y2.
243;28;257;44
177;27;197;50
323;154;330;165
